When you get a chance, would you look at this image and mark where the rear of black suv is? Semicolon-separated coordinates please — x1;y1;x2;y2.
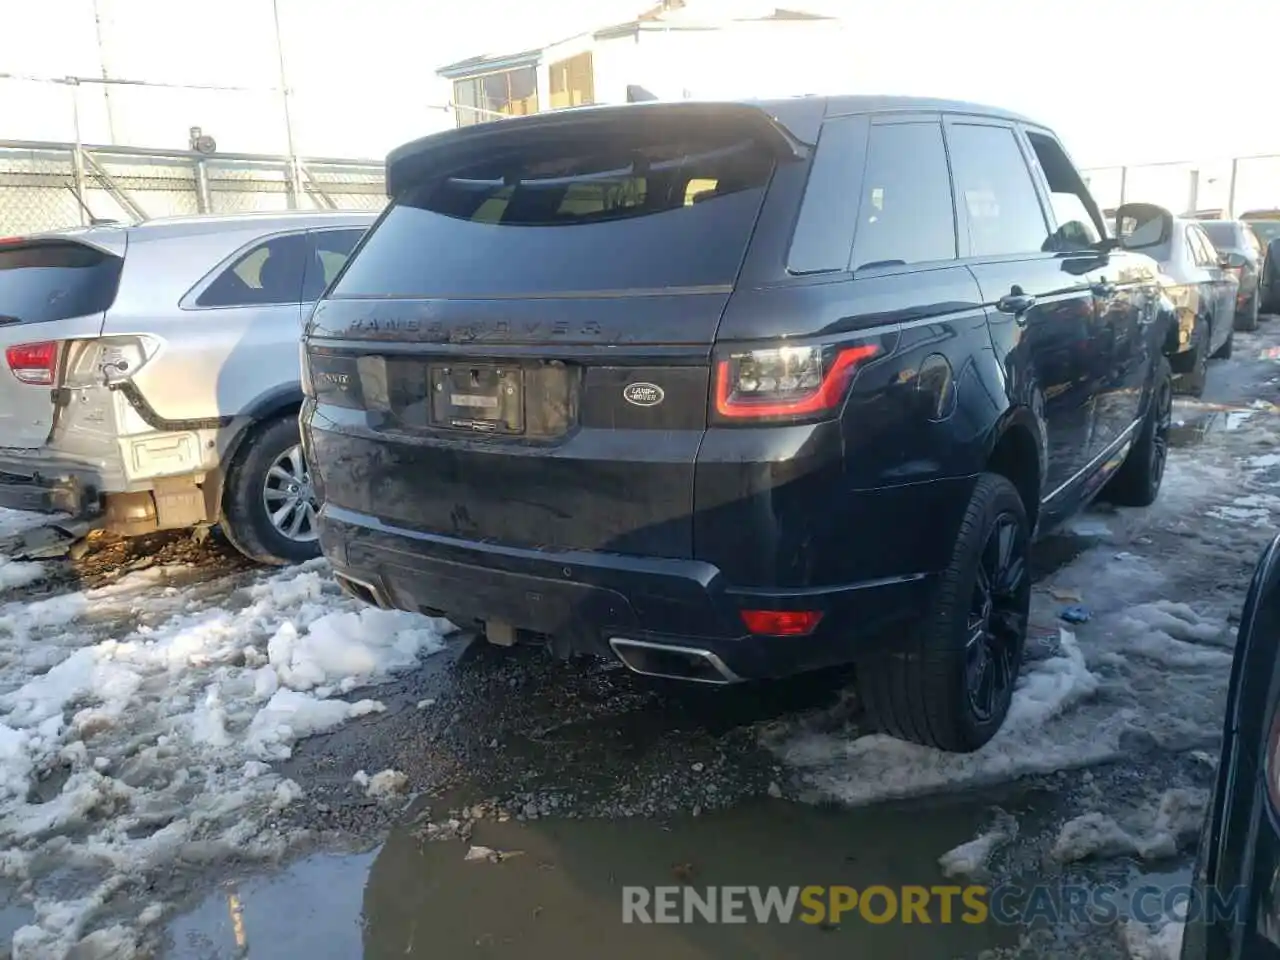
303;97;1139;753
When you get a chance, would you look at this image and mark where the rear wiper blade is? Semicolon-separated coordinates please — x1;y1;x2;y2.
0;315;21;327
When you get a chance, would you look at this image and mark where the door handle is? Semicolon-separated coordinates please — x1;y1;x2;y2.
996;293;1037;316
1092;282;1116;297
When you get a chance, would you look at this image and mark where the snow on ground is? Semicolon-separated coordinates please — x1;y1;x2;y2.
768;388;1280;809
937;809;1018;879
0;556;451;956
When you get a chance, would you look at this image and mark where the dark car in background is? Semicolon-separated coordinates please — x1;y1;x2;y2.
301;96;1172;753
1244;211;1280;314
1180;533;1280;959
1200;219;1264;329
1117;202;1240;395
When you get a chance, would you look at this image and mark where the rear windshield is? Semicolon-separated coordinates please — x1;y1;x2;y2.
1248;219;1280;246
0;240;123;325
1199;221;1238;249
332;133;776;299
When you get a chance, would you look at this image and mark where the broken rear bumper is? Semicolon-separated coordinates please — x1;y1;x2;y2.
0;457;102;518
318;504;937;681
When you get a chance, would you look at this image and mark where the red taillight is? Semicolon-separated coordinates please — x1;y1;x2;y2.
5;341;58;385
740;609;824;636
714;343;881;421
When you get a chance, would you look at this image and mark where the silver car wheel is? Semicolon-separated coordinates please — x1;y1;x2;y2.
262;443;318;543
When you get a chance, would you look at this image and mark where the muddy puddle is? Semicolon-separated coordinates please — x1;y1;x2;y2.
167;791;1038;959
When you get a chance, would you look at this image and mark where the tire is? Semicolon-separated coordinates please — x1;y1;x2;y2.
857;473;1031;753
1103;356;1172;508
1177;324;1210;397
1212;328;1233;360
1235;295;1259;332
220;414;321;566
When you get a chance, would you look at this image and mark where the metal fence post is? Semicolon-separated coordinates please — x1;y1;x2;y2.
271;0;302;209
1227;158;1239;218
194;158;212;213
1118;166;1127;206
69;81;88;225
1187;169;1199;215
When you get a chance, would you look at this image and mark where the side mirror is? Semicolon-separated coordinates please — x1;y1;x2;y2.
1221;251;1248;270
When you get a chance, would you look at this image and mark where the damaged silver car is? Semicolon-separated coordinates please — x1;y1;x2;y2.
0;210;375;564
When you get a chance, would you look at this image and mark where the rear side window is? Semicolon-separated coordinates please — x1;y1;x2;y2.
332;131;776;298
851;121;956;271
196;233;308;307
1187;227;1217;267
1200;221;1237;251
302;228;365;301
947;124;1049;258
0;241;123;325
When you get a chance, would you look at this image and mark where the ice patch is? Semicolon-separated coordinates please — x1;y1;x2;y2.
0;558;42;592
1063;516;1112;538
1051;789;1208;863
1123;918;1184;960
938;810;1017;879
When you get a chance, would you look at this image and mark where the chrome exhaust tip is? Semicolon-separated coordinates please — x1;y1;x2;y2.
608;637;741;685
334;572;388;609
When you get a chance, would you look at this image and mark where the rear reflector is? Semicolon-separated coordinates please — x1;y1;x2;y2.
5;341;58;385
740;609;823;636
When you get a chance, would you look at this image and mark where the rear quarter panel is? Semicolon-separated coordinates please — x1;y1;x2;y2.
102;229;303;423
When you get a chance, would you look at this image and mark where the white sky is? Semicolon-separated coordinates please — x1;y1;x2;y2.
0;0;1276;168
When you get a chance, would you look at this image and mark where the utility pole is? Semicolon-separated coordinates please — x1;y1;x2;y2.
90;0;117;142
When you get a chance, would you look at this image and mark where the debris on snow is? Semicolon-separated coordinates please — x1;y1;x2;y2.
0;558;42;592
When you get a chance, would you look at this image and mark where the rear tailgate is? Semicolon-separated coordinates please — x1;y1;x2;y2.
305;104;805;559
0;234;124;448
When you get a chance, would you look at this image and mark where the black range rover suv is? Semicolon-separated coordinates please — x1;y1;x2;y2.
301;96;1172;753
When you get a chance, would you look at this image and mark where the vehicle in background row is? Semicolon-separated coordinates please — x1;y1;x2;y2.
302;96;1173;753
1180;533;1280;959
1200;218;1264;329
1244;211;1280;315
0;210;375;564
1116;202;1240;395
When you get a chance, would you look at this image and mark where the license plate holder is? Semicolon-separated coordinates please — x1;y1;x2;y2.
428;364;524;435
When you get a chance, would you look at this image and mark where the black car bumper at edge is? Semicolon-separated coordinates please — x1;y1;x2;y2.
319;504;938;682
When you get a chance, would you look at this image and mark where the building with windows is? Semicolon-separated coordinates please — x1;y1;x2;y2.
436;0;849;126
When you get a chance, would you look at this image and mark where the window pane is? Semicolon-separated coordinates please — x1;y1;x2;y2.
851;122;955;271
197;233;307;307
948;124;1048;257
1025;132;1101;251
303;228;365;300
334;127;776;298
0;241;123;325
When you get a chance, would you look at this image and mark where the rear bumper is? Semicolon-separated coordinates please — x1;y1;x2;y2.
0;457;102;518
319;504;936;681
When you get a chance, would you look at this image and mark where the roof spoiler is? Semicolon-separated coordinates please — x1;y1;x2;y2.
385;102;812;200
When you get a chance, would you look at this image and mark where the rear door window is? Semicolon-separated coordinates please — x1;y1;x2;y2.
946;123;1050;258
0;240;123;325
1200;221;1237;251
196;233;308;307
332;130;777;299
850;120;956;272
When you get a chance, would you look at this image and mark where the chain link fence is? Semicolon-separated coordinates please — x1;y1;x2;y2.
0;140;386;235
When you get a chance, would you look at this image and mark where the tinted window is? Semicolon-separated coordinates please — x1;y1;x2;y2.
1200;221;1238;250
1248;220;1280;245
947;124;1048;258
787;115;867;275
196;233;307;307
1025;132;1102;250
0;240;123;325
302;228;365;301
850;121;956;271
333;130;775;298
